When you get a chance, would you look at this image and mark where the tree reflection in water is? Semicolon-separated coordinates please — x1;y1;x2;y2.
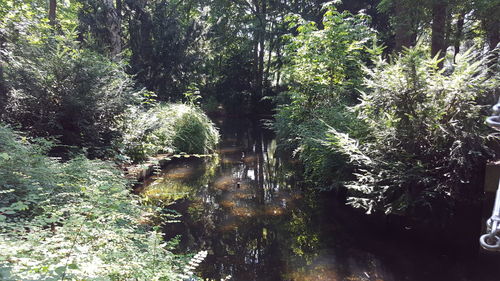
142;118;500;281
142;118;322;281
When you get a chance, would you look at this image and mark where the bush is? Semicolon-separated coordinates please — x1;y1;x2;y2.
323;46;498;223
274;5;376;188
118;103;219;163
1;30;143;158
0;124;188;280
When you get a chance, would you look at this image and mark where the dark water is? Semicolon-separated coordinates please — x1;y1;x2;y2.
142;118;500;281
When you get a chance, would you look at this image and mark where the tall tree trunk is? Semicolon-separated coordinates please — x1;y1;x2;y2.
256;0;266;98
116;0;122;18
453;10;465;62
251;1;261;101
486;19;499;68
0;61;5;103
252;37;259;91
394;0;416;51
265;25;274;83
48;0;57;26
103;0;122;59
0;61;6;116
431;0;448;67
0;33;6;116
275;41;281;86
127;0;154;90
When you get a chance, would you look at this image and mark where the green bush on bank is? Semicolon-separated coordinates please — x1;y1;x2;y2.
274;5;375;187
118;103;220;163
0;4;219;165
0;124;186;280
323;46;497;222
274;3;499;226
1;29;143;159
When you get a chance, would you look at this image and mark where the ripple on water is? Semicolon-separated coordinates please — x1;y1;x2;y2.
242;154;258;164
221;156;243;164
287;266;342;281
220;200;236;208
263;205;286;216
218;222;238;232
233;191;253;200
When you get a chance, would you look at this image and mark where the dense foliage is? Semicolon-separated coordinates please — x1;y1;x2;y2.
0;3;220;161
324;46;497;221
273;2;500;227
0;3;219;279
119;103;220;163
0;0;499;276
274;5;376;187
0;125;187;280
1;33;142;158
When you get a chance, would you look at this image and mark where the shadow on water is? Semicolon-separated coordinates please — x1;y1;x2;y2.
141;117;500;281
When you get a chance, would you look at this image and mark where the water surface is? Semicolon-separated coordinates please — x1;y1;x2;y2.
142;118;500;281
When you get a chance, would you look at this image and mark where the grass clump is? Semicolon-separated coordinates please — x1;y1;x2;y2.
0;124;188;280
119;103;220;163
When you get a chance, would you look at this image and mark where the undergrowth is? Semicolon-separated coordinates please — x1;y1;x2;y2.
322;46;498;223
118;103;220;163
0;124;194;280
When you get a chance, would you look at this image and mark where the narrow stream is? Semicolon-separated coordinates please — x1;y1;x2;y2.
141;117;500;281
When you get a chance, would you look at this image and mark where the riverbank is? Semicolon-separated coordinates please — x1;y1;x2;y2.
0;103;220;280
0;125;187;280
123;152;216;183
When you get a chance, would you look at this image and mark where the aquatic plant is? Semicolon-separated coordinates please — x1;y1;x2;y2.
142;156;220;206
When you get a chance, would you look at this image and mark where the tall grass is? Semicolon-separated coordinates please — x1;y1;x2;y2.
118;103;220;163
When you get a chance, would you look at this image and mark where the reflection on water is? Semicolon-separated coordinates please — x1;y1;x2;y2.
142;118;500;281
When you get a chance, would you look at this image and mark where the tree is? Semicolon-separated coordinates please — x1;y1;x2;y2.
324;45;497;222
77;0;122;59
274;4;377;187
473;0;500;65
0;31;5;114
48;0;57;26
103;0;122;58
1;33;142;158
121;0;207;100
379;0;428;51
431;0;448;66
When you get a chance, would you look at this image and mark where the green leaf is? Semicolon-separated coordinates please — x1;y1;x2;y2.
0;152;11;160
55;266;66;275
68;263;78;270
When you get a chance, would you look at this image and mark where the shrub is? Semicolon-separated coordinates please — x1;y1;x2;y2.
323;46;498;223
1;30;143;158
118;103;219;163
0;124;188;280
274;5;376;187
